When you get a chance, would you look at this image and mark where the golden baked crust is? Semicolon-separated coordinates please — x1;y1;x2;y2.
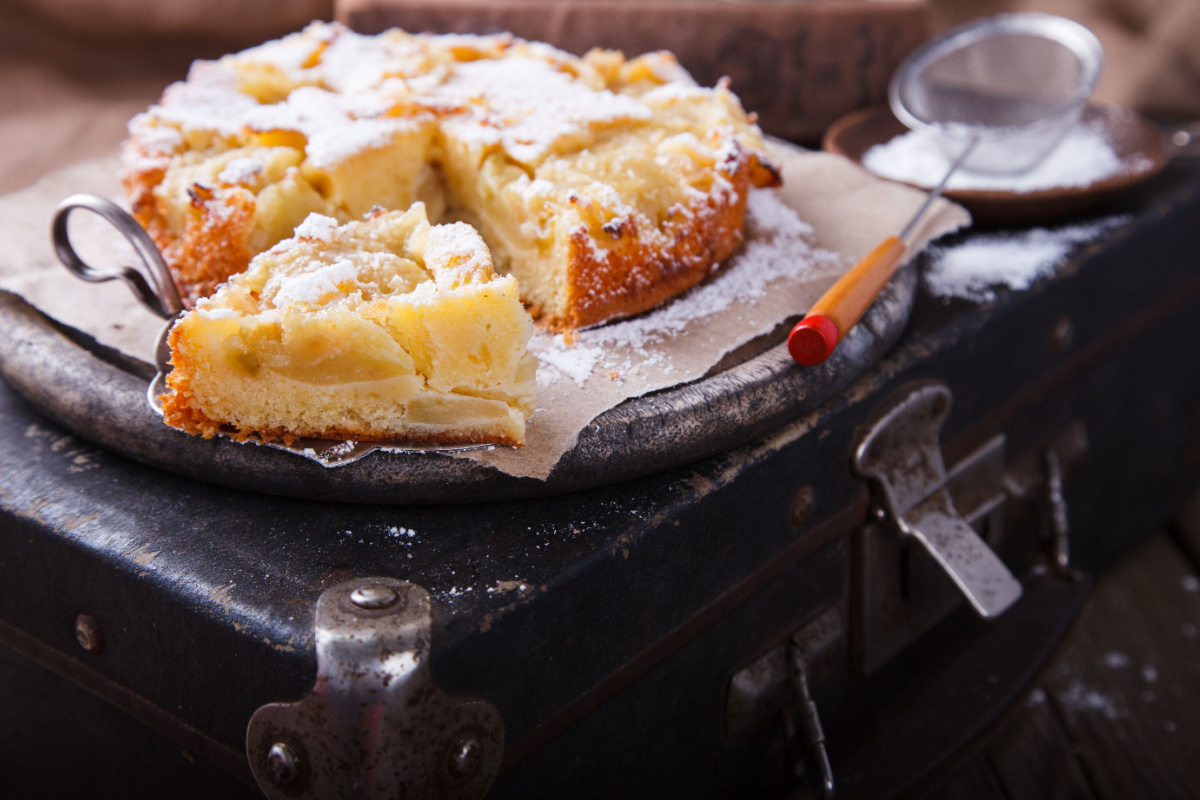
557;140;763;329
123;22;780;326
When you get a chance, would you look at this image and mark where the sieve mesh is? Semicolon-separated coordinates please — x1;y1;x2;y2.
890;14;1104;174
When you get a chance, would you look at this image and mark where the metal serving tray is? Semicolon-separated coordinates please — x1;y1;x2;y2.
0;205;917;504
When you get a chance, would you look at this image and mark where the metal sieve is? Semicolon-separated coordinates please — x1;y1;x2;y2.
789;14;1104;367
889;12;1105;175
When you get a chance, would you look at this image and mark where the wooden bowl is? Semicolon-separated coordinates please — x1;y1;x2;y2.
823;104;1171;225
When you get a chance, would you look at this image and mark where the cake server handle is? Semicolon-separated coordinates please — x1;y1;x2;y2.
51;193;184;320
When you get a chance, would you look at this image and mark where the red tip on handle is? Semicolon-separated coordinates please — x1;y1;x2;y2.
788;315;840;366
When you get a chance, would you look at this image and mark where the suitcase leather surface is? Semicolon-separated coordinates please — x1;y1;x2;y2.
2;160;1200;798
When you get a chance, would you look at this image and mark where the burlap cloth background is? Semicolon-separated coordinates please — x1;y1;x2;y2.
4;0;1199;196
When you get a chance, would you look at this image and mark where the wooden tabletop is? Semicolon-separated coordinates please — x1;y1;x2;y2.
923;491;1200;799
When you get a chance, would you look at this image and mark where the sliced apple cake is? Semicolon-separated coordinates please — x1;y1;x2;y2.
122;21;781;330
161;204;537;445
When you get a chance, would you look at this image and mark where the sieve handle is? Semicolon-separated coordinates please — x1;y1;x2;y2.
788;137;977;367
788;236;907;366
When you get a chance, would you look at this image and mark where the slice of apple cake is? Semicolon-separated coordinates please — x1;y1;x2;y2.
161;204;537;445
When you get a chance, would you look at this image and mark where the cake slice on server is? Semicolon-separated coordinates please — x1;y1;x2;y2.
161;204;537;446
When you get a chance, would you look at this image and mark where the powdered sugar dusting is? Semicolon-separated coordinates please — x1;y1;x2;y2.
235;28;323;74
642;83;712;106
196;306;239;320
924;216;1129;303
537;336;604;388
743;186;815;239
293;213;339;242
423;222;492;288
584;191;838;350
133;122;184;156
149;62;260;138
273;259;358;306
1058;678;1126;720
134;21;714;174
217;157;264;186
438;57;650;164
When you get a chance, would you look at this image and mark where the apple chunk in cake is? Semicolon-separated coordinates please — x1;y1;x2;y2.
161;204;537;445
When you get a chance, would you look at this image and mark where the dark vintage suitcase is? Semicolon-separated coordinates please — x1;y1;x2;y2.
2;145;1200;800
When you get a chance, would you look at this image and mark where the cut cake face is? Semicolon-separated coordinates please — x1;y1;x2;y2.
123;21;781;330
161;204;537;446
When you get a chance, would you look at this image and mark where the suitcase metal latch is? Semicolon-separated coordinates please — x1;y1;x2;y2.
853;383;1023;619
246;578;503;800
726;608;841;798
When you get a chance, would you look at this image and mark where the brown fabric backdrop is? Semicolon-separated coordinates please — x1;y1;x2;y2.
930;0;1200;120
2;0;1198;194
0;4;329;194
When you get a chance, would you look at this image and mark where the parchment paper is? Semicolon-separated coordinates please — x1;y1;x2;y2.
0;141;969;480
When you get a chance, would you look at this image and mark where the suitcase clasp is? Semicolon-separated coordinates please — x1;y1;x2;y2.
726;608;840;798
853;383;1023;620
246;578;504;800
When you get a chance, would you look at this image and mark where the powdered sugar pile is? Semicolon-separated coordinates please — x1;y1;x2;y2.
535;338;604;388
293;213;339;242
923;216;1129;303
864;120;1128;193
531;189;844;387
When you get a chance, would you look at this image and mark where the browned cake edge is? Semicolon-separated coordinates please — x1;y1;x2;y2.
124;151;256;309
550;147;781;331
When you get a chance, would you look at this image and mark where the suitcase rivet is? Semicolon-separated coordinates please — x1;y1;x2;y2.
446;737;482;778
350;583;399;610
266;741;300;784
74;613;103;655
789;487;816;529
1051;316;1074;353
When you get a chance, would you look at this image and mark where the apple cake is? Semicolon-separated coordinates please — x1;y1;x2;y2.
161;204;538;445
122;21;781;330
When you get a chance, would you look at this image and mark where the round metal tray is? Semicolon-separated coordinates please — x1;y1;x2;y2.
0;262;914;504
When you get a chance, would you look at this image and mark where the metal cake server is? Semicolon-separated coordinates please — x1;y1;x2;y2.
52;194;489;467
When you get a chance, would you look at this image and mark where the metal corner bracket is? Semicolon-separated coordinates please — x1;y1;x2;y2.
246;578;503;800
